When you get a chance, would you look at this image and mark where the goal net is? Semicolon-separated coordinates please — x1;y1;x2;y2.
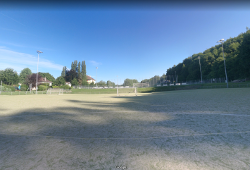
116;87;137;96
47;88;64;95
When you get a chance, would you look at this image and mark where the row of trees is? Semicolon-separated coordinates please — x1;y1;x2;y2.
166;28;250;82
141;74;166;86
59;60;117;87
58;60;87;86
0;67;57;91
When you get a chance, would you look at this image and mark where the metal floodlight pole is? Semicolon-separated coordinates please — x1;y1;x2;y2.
198;56;202;83
117;76;118;96
217;39;228;88
96;67;98;87
36;50;43;94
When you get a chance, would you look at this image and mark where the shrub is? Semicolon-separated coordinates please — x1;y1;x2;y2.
39;83;50;86
61;85;71;89
2;85;16;91
38;85;47;91
52;86;60;89
20;84;28;91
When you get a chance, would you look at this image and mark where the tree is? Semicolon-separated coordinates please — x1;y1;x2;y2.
38;72;56;83
0;70;4;83
71;60;78;71
107;80;115;87
89;82;95;87
61;66;67;77
25;73;42;88
160;74;166;84
19;68;32;84
71;78;78;86
97;80;106;87
81;61;87;85
54;76;66;86
65;69;77;82
238;30;250;78
77;62;81;80
123;79;138;87
1;68;19;85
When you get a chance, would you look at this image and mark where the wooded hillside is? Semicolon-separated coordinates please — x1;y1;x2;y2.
166;29;250;82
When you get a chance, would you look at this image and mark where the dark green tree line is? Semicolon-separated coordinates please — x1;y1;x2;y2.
166;28;250;82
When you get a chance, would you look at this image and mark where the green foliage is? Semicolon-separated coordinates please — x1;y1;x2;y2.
81;61;87;83
54;76;66;86
71;78;78;86
107;80;115;87
60;85;71;89
89;82;95;87
61;66;67;77
65;69;77;82
20;84;28;91
2;84;16;91
19;68;32;83
38;72;55;83
166;28;250;82
123;79;138;86
38;85;47;91
52;86;60;88
82;81;88;86
0;68;19;85
97;80;106;87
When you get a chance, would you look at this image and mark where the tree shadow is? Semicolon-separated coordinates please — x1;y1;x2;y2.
0;89;250;169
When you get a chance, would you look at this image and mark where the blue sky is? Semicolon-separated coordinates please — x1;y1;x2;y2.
0;2;250;84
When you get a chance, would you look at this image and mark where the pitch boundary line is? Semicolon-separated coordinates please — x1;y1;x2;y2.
0;131;250;141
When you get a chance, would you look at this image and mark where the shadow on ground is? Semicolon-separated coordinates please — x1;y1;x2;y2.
0;89;250;169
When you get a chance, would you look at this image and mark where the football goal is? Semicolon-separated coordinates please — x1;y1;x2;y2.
47;88;64;95
116;86;137;96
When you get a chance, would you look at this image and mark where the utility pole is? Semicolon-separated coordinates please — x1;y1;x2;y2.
96;67;98;87
217;39;228;88
36;50;43;95
117;76;118;96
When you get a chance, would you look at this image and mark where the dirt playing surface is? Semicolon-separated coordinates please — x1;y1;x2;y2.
0;89;250;169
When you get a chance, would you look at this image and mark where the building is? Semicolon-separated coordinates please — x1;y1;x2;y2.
38;77;52;86
65;82;71;87
87;75;96;84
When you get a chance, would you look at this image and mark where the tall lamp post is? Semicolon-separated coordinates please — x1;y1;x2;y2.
198;56;202;83
217;39;228;88
96;67;98;87
117;76;118;96
36;50;43;94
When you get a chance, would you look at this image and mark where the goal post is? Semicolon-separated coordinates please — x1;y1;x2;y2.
47;88;64;95
116;87;137;96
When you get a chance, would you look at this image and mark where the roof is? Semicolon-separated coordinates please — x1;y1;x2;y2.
38;77;52;83
87;75;95;81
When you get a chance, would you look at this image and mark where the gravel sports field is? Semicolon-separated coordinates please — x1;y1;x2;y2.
0;88;250;170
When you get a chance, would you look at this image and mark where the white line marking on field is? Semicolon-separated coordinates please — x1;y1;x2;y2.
220;114;250;116
0;131;250;140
